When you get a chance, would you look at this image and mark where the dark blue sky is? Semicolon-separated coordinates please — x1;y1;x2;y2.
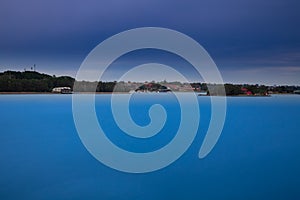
0;0;299;84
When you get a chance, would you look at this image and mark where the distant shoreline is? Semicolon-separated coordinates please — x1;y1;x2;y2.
1;70;299;95
0;92;296;96
0;92;128;95
0;92;53;95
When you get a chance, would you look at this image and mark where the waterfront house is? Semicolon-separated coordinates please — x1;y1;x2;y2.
52;87;72;94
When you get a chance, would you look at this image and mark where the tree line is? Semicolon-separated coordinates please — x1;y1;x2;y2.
0;71;119;92
191;83;300;95
0;71;75;92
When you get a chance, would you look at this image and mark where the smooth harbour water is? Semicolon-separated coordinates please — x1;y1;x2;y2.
0;94;299;200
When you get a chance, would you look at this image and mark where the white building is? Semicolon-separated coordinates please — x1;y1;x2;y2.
52;87;72;94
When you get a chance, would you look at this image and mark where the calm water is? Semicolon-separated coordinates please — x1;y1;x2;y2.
0;94;300;199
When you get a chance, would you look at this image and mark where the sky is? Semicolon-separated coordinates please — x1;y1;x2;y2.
0;0;299;85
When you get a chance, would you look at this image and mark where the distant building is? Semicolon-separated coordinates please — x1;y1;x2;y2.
52;87;72;94
198;91;208;96
241;87;253;95
294;90;300;94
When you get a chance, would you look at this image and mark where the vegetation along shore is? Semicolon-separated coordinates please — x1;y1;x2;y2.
0;70;299;96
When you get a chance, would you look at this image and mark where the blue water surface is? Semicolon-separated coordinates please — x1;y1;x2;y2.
0;94;299;200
